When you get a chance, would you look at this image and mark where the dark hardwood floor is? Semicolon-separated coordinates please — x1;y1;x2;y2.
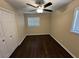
10;35;73;58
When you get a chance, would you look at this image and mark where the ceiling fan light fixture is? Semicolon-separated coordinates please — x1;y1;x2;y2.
36;7;43;13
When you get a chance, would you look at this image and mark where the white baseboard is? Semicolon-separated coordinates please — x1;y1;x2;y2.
18;34;28;46
9;34;28;58
27;33;50;36
17;38;24;46
18;33;49;46
50;33;76;58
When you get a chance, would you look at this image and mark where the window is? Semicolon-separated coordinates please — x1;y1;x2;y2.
71;7;79;34
28;17;40;27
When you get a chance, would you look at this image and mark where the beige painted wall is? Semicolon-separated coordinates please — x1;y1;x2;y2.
15;11;26;44
24;14;51;35
0;0;15;11
0;0;26;44
51;0;79;57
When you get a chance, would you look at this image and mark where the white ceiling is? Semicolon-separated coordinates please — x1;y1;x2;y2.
5;0;72;14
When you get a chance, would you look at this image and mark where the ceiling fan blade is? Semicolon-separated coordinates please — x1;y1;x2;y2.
29;10;36;12
26;3;38;8
44;2;52;8
44;9;52;12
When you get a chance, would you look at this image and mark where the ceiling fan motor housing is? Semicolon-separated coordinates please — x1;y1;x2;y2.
36;0;44;5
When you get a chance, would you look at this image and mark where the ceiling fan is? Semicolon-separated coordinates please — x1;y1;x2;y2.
26;0;52;13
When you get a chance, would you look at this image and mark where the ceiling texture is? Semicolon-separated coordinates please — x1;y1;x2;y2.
5;0;72;14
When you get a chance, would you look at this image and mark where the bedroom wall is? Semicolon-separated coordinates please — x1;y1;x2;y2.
50;0;79;57
0;0;14;11
24;13;51;35
15;11;26;44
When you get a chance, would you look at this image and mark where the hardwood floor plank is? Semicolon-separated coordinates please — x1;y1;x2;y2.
10;35;73;58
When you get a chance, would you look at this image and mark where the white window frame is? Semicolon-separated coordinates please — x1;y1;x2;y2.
28;16;40;27
71;7;79;34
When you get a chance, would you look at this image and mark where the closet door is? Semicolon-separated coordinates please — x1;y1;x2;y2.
0;10;18;57
0;20;9;57
0;34;9;58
